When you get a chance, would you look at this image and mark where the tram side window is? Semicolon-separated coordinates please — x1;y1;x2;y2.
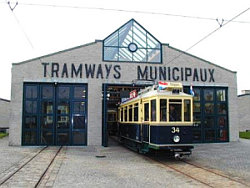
124;107;128;122
184;100;191;121
121;108;123;122
144;103;149;121
160;99;167;121
169;99;182;122
129;105;133;122
134;103;139;122
151;100;156;121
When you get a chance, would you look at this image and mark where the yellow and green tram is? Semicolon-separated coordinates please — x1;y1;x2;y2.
118;82;194;157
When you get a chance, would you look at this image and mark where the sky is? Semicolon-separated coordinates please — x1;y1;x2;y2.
0;0;249;100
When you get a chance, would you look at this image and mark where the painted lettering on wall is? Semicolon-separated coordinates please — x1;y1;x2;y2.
42;63;121;79
41;63;215;82
137;66;215;82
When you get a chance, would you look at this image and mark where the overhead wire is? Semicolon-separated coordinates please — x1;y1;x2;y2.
166;7;250;64
4;1;53;77
2;1;250;67
0;1;250;24
5;0;34;49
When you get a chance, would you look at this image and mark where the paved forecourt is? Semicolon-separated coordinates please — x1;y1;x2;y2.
191;139;250;184
0;136;250;187
0;137;41;175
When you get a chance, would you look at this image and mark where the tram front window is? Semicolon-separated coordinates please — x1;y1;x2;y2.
169;99;182;122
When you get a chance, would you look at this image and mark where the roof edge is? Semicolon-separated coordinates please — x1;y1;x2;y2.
238;93;250;97
12;41;98;66
0;98;10;102
165;44;236;74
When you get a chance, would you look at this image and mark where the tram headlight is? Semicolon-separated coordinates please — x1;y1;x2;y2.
173;135;180;143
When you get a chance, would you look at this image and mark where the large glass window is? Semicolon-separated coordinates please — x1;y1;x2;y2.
25;85;37;99
144;103;149;121
193;103;201;113
169;99;182;122
184;100;191;121
73;132;85;145
42;101;53;114
193;88;200;101
151;100;156;121
41;131;53;145
74;87;86;99
57;116;70;129
24;117;37;129
124;107;128;122
160;99;167;122
25;101;37;114
204;89;214;101
41;116;53;129
217;129;227;141
218;116;227;128
57;101;70;114
184;86;228;143
129;105;133;122
204;117;215;128
73;116;85;129
217;89;226;101
23;83;87;146
58;86;70;99
121;108;123;122
103;19;162;63
134;103;139;122
42;86;53;99
24;132;37;145
216;88;227;142
205;103;214;114
73;102;85;114
217;103;227;114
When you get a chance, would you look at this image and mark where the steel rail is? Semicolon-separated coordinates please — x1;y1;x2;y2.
0;146;48;186
34;146;63;188
182;160;250;187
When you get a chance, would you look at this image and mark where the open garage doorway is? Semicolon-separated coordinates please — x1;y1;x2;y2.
102;83;229;146
102;84;146;147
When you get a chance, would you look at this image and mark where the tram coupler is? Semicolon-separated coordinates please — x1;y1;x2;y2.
174;151;192;159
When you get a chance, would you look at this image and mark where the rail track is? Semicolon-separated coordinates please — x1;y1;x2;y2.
111;136;250;187
0;146;63;187
147;154;250;188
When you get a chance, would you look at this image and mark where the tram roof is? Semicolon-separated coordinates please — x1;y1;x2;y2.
120;89;192;106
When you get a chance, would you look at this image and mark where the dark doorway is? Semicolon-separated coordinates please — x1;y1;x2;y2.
102;84;145;147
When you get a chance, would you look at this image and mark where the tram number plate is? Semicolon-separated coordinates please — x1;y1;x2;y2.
171;127;180;133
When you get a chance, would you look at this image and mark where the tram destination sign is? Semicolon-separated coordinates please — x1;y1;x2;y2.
41;63;215;82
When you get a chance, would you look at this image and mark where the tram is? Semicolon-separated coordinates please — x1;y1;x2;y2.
118;82;194;158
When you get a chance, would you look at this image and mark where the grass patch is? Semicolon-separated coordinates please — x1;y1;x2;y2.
0;132;8;139
239;131;250;139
